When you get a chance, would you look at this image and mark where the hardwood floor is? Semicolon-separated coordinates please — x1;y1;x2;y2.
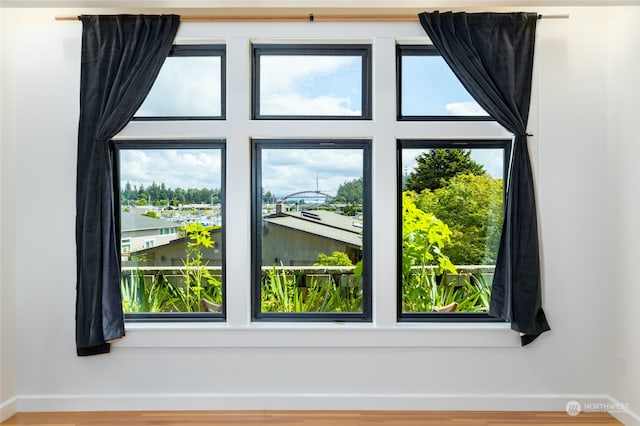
2;411;622;425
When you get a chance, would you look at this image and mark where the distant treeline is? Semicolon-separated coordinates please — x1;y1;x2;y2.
121;182;221;206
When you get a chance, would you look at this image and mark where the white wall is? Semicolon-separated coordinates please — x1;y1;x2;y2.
0;5;636;421
606;7;640;426
0;5;18;423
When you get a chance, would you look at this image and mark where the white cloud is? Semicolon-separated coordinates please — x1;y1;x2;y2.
260;56;356;92
445;101;488;116
259;55;361;117
262;149;363;197
136;57;222;117
120;149;222;190
261;93;360;116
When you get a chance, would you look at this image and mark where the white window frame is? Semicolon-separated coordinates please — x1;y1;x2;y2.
115;22;521;349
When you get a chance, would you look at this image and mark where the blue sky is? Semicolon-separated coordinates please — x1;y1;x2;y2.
122;52;500;195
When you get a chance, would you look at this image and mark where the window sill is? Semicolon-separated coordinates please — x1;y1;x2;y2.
114;321;519;349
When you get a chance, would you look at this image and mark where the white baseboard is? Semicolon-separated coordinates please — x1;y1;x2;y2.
0;396;17;422
608;396;640;426
14;393;617;413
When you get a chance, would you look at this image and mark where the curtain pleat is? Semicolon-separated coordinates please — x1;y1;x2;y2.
419;11;550;345
76;14;179;356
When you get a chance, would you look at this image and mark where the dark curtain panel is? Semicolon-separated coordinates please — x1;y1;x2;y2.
76;15;179;356
419;11;550;345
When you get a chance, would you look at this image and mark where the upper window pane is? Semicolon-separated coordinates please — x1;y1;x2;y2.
253;45;371;119
398;46;489;120
115;140;225;320
252;140;371;321
135;45;225;120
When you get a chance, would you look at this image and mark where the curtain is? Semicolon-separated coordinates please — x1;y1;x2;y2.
76;14;179;356
419;11;550;345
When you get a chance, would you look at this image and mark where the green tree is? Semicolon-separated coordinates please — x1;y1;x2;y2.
405;149;485;192
141;210;160;219
314;251;353;267
335;177;363;204
414;173;503;265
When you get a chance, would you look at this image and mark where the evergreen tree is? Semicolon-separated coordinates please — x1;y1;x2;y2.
405;149;485;192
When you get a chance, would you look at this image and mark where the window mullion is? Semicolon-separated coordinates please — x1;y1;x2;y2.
371;37;398;328
225;36;252;327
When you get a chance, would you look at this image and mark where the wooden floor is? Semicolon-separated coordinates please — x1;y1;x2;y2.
2;411;622;426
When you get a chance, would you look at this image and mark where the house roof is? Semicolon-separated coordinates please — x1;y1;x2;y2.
264;210;363;247
121;211;178;232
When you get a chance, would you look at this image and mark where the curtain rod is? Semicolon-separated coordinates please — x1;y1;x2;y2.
55;13;570;22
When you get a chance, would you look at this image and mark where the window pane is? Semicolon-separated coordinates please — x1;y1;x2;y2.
254;45;371;119
135;55;223;118
255;142;370;317
400;144;504;315
400;53;489;117
118;144;224;316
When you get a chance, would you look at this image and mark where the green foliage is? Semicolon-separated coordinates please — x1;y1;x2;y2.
181;223;220;312
121;181;221;207
261;266;361;313
402;271;491;313
405;149;485;192
314;251;353;267
402;191;456;277
401;191;493;313
335;177;363;204
414;173;503;265
121;224;222;313
141;210;160;219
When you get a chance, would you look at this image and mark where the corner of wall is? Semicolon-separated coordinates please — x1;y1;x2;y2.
0;6;18;422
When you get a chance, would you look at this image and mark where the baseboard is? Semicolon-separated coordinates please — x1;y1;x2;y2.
608;396;640;426
15;393;615;413
0;396;17;422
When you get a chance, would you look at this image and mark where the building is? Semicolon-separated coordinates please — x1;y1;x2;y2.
130;228;223;267
262;209;362;266
1;3;639;424
120;211;179;256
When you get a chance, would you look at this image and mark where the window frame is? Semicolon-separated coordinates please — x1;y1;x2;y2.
132;44;227;121
111;139;227;323
396;45;493;122
251;138;373;322
396;138;511;323
252;44;372;120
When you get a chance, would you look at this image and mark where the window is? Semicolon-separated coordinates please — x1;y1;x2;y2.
252;139;372;321
134;45;226;120
398;140;509;321
252;44;372;119
113;25;513;339
113;140;225;321
397;45;490;120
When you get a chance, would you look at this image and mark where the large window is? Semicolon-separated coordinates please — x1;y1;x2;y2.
252;44;372;120
398;140;509;321
113;26;513;337
252;139;372;321
113;140;226;321
397;45;490;120
134;45;226;120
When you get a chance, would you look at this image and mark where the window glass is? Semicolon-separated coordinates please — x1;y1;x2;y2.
253;140;371;320
398;46;489;119
399;141;507;318
253;45;371;119
116;141;225;318
135;45;225;119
